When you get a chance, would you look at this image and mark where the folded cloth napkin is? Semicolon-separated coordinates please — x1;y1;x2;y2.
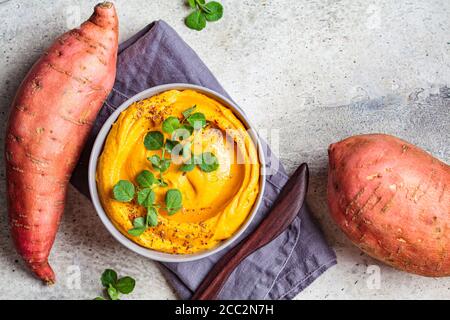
71;21;336;300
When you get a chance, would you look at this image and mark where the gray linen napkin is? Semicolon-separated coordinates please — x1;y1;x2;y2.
71;21;336;300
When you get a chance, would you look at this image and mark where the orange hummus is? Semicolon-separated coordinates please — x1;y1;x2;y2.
96;90;260;254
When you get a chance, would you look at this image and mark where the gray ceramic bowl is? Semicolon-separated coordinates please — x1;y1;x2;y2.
88;84;266;262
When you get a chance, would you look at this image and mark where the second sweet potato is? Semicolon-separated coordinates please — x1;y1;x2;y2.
328;134;450;276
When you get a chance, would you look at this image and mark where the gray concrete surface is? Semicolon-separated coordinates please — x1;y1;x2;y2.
0;0;449;300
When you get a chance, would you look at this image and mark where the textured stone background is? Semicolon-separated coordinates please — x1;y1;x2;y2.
0;0;449;299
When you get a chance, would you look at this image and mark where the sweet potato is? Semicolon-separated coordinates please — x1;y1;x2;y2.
328;134;450;276
5;3;118;284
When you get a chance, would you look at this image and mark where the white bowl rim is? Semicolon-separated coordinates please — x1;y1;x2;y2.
88;83;266;262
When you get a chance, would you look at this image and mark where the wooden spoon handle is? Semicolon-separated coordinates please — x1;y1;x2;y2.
191;163;309;300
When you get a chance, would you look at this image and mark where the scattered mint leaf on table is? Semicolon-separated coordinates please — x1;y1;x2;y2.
95;269;136;300
185;0;223;31
204;1;223;21
108;284;119;300
187;0;196;9
186;10;206;31
116;276;136;294
101;269;118;287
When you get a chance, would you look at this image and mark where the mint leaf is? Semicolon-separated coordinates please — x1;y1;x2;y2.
182;105;197;119
199;152;219;172
132;217;146;228
183;124;194;136
173;125;193;141
162;117;181;134
128;217;146;236
128;227;146;237
165;189;182;215
146;207;159;227
185;0;223;31
116;276;136;294
136;170;156;188
165;139;180;153
113;180;135;202
187;112;207;129
160;158;171;173
181;162;196;172
148;155;170;173
185;10;206;31
137;188;155;208
204;2;223;21
108;284;119;300
148;155;161;170
187;0;196;9
96;269;137;300
101;269;117;288
144;131;164;150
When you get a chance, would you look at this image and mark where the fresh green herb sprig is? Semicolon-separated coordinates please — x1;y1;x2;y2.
111;105;219;236
112;168;181;236
94;269;136;300
161;105;207;135
181;151;219;173
128;206;159;236
161;105;218;173
185;0;223;31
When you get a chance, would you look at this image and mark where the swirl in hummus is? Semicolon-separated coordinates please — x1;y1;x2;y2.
96;90;260;254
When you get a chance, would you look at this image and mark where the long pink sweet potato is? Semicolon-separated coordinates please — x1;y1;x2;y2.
328;134;450;276
5;2;118;284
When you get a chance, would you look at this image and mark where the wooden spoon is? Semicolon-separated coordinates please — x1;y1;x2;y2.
191;163;309;300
